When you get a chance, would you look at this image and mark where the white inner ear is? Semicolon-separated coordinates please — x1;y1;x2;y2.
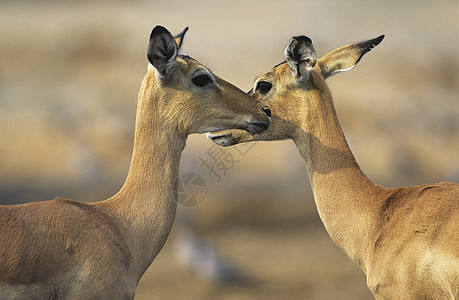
340;65;355;72
335;65;355;73
330;64;355;77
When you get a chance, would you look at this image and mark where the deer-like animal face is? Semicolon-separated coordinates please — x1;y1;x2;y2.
146;26;271;136
207;34;384;146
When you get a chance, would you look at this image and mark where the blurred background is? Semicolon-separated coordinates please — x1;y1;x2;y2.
0;0;457;299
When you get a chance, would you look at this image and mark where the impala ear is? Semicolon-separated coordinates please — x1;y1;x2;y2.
147;25;178;76
174;27;189;50
284;36;317;80
318;35;384;79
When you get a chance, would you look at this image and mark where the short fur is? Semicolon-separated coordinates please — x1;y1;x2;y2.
0;25;271;299
209;35;458;299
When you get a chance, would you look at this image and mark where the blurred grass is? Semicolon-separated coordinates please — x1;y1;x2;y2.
0;1;457;299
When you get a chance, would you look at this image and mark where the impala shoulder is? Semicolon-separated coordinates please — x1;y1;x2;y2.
378;187;410;216
53;198;125;236
52;198;132;264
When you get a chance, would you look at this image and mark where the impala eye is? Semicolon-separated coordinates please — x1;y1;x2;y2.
192;74;213;87
256;81;272;94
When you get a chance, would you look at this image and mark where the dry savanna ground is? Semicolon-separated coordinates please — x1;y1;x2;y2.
0;1;457;299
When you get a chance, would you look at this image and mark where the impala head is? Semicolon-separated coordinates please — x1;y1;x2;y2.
208;34;384;146
144;25;271;136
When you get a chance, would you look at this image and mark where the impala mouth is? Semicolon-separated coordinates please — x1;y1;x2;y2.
206;132;235;147
246;119;270;134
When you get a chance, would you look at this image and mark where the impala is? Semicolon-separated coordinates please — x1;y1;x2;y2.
0;25;271;299
208;35;458;299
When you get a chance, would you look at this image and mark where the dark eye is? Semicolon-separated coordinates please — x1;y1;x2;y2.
192;74;213;87
256;81;272;94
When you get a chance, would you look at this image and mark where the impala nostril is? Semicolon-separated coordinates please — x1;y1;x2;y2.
262;106;272;117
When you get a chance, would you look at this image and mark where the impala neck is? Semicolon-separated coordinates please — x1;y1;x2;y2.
101;71;185;277
293;74;380;269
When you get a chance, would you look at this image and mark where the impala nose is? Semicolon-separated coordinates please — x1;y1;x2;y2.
247;120;270;134
247;106;271;134
262;106;271;117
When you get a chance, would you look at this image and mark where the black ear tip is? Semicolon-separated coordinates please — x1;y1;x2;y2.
150;25;170;39
152;25;168;34
374;34;385;45
292;35;312;45
360;34;385;53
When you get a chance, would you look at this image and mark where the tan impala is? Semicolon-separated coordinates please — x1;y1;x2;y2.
0;26;271;299
208;35;458;299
